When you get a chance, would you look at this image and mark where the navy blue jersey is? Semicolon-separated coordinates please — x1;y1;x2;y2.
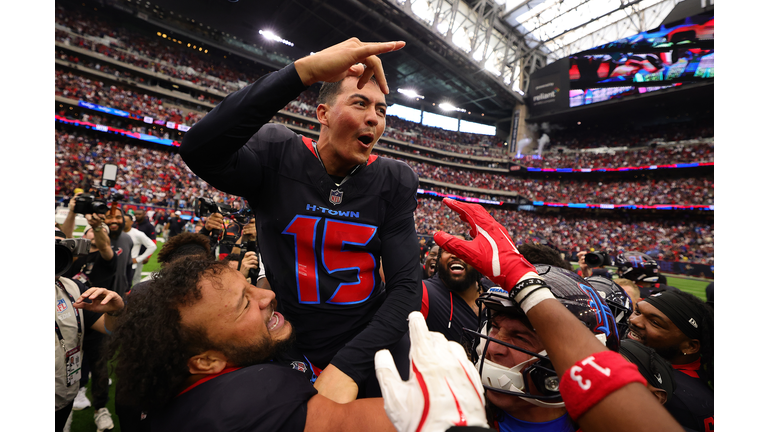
151;364;317;432
665;370;714;432
180;63;421;386
421;274;479;346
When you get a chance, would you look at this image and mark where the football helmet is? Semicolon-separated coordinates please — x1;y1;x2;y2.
585;276;634;339
615;251;659;283
467;265;620;408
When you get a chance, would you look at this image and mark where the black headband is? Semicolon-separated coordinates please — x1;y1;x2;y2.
620;339;675;395
643;291;703;340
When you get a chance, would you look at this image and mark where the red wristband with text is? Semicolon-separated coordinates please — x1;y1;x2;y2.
559;351;647;420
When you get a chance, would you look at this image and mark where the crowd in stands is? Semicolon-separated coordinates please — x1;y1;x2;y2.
415;198;714;265
56;70;206;127
397;156;713;206
514;141;713;169
55;130;240;209
55;6;270;94
546;118;713;150
55;128;713;264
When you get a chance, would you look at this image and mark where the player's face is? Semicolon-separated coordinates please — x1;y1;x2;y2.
179;268;292;362
484;314;548;410
436;247;477;292
626;300;687;359
424;245;439;278
319;77;387;176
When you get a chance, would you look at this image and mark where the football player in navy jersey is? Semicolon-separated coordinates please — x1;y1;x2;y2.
180;38;420;403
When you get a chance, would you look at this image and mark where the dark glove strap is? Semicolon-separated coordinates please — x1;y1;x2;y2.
510;278;547;300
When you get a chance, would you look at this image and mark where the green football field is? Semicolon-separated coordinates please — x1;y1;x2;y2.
67;243;710;431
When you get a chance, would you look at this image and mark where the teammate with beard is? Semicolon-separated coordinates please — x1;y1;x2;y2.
627;290;713;432
110;257;397;432
420;237;482;344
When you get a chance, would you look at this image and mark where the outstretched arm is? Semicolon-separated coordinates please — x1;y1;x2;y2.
434;198;684;432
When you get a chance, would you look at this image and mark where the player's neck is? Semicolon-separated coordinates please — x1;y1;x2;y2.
315;138;356;178
456;283;481;315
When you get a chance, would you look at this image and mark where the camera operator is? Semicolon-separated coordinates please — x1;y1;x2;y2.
56;230;124;432
61;194;117;296
222;251;261;284
576;250;614;281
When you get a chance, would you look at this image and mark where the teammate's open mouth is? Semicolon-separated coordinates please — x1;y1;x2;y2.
358;134;374;146
268;311;284;331
449;262;466;275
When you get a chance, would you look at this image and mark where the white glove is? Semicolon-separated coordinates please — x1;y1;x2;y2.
375;312;489;432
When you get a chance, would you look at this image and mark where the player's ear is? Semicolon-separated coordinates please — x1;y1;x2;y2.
317;103;330;127
187;350;228;375
650;388;668;405
680;339;700;356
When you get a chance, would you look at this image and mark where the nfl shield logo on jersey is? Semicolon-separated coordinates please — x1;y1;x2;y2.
291;361;308;373
329;189;343;205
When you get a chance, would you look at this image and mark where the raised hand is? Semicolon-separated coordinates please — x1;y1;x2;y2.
433;198;538;293
294;37;406;94
73;287;124;315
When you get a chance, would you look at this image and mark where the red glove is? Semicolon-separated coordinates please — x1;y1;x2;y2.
433;198;538;293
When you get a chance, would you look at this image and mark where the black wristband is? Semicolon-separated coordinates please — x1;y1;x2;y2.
509;278;547;301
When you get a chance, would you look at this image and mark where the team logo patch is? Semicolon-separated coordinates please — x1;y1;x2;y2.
57;298;68;313
329;189;343;205
291;361;308;373
115;247;123;256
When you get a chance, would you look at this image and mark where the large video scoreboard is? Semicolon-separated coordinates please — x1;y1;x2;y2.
528;11;713;117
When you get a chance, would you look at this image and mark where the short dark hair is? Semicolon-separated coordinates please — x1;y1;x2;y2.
517;242;570;270
108;257;230;409
317;75;381;106
157;232;212;264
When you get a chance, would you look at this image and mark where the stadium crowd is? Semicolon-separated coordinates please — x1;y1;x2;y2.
55;6;268;93
402;157;713;206
54;5;714;432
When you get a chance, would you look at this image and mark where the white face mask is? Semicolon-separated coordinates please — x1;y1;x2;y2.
475;329;608;409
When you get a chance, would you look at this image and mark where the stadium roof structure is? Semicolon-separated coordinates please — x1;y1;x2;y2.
112;0;709;126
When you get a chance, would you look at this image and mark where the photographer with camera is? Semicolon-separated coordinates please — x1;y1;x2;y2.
55;229;125;432
61;193;117;297
577;250;614;281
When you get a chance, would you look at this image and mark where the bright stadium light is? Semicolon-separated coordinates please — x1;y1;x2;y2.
397;88;424;99
259;30;294;47
439;103;466;113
